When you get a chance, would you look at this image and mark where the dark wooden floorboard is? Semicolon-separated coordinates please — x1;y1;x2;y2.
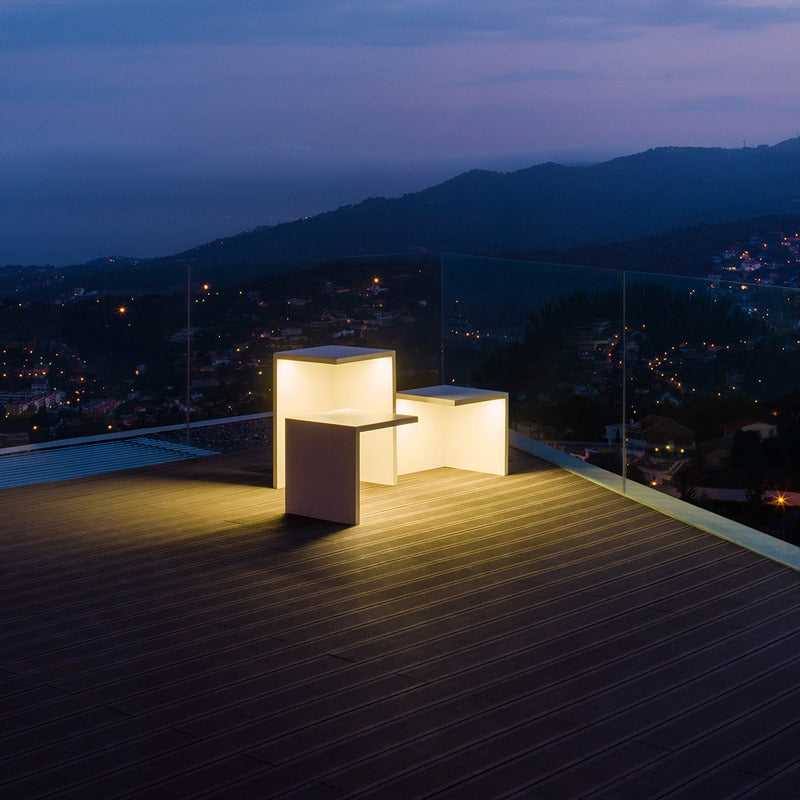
734;760;800;800
0;446;798;799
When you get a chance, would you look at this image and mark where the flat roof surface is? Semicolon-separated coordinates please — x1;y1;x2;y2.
0;437;218;489
1;448;799;798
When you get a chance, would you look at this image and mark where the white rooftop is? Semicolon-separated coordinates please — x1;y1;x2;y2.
0;437;218;489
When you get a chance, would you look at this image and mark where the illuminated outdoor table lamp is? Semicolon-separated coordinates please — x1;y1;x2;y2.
274;346;507;525
273;345;416;524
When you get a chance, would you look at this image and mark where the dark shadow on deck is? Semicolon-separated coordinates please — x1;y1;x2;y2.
270;515;352;551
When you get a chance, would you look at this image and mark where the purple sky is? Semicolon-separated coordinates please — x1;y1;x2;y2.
3;0;800;266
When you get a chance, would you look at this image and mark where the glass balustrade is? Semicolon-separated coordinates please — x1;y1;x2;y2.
443;254;625;476
0;254;440;450
442;253;800;544
4;248;800;545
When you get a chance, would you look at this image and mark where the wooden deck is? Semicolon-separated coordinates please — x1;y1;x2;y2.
1;446;799;799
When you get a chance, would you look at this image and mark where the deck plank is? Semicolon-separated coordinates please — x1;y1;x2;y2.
0;446;798;799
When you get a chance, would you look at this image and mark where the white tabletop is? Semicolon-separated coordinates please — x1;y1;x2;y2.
287;408;417;432
275;345;394;364
396;385;508;406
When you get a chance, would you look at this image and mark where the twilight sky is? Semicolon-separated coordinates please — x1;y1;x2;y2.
3;0;800;266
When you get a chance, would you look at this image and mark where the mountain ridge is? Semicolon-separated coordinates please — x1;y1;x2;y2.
12;137;800;283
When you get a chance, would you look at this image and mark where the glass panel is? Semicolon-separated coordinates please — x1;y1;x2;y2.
0;254;441;449
443;253;800;546
625;270;800;542
442;253;626;479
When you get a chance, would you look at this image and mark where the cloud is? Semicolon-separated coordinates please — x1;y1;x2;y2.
468;69;589;86
3;1;800;51
665;94;753;113
631;0;800;29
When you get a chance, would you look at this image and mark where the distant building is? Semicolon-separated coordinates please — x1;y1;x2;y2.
82;399;120;418
640;415;695;452
721;418;755;442
0;390;64;416
169;327;201;343
740;421;778;442
0;432;30;448
606;415;695;455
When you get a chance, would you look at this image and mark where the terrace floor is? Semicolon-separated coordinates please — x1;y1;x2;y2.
1;446;799;799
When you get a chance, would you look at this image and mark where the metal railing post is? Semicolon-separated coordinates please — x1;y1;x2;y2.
621;270;627;495
186;264;191;447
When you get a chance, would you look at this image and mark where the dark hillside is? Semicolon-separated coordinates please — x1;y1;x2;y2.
30;136;800;292
502;213;800;275
147;138;800;276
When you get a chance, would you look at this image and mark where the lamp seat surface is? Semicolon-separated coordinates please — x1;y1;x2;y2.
275;345;393;364
396;385;507;405
396;385;508;476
